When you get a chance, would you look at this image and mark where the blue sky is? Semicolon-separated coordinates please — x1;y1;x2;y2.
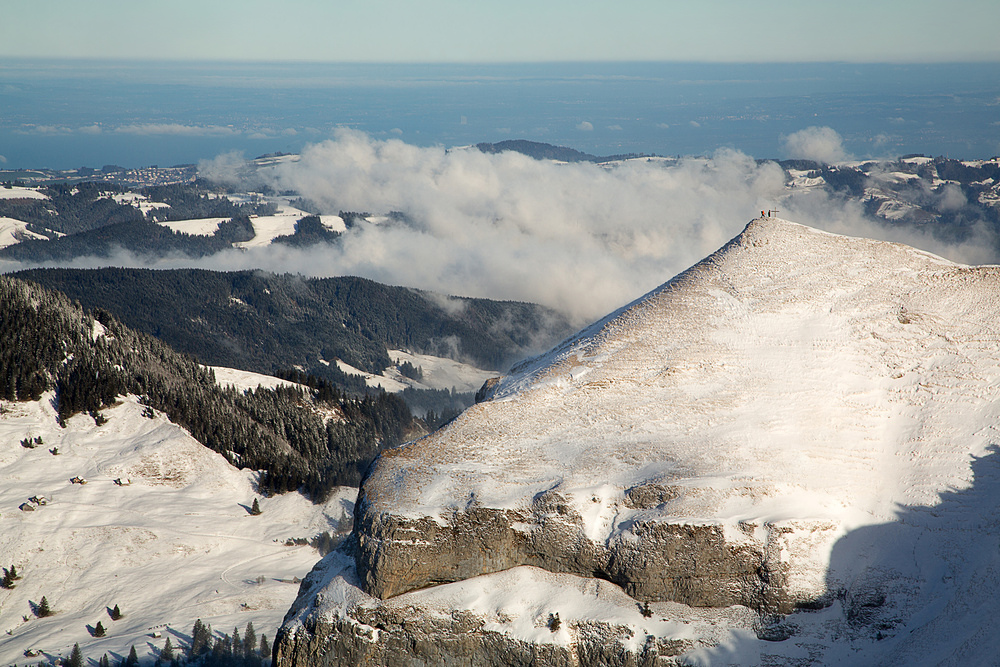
3;0;999;63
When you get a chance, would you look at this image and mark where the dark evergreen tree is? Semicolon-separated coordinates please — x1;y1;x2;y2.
37;596;51;617
1;568;15;589
191;619;212;657
243;622;256;661
68;643;83;667
125;645;139;667
94;621;106;637
111;604;122;620
259;635;270;661
250;498;262;516
232;627;242;657
99;654;111;667
160;637;174;663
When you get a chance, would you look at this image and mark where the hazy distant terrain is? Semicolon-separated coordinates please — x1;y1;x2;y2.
2;61;999;168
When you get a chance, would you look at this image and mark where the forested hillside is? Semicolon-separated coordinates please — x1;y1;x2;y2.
0;275;415;500
16;268;572;382
0;181;275;261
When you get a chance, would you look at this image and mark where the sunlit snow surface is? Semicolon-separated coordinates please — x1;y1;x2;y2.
335;351;497;394
330;218;1000;664
369;219;1000;527
0;393;355;666
0;217;48;248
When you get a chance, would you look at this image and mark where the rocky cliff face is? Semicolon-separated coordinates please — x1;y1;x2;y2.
353;486;835;613
273;551;756;667
276;218;1000;665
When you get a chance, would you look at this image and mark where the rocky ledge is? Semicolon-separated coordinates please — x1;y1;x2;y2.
273;551;758;667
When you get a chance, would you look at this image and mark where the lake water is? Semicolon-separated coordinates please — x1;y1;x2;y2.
2;60;999;169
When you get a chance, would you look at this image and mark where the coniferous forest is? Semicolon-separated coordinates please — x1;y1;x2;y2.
16;268;572;395
0;275;415;500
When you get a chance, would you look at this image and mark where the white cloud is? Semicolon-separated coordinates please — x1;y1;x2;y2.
197;151;249;187
22;125;72;135
189;131;998;323
8;129;993;335
608;124;623;131
197;130;791;323
689;120;701;128
938;183;967;211
115;123;239;137
0;154;6;164
576;121;594;132
780;126;849;164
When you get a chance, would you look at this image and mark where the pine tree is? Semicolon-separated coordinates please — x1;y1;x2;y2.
160;637;174;663
1;569;15;589
243;622;256;660
110;604;122;620
37;596;51;617
125;645;138;667
259;635;270;660
250;498;262;515
232;627;242;656
191;619;212;657
9;564;19;579
94;621;106;637
99;653;111;667
68;643;83;667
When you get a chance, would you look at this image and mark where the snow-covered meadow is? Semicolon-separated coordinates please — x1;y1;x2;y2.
0;393;355;666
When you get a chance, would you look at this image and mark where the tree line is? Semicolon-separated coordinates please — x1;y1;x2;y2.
1;275;415;500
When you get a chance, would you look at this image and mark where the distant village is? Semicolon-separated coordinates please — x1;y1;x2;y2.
1;164;198;189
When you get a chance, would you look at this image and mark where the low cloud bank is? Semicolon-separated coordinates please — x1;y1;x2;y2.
236;130;793;322
7;130;996;328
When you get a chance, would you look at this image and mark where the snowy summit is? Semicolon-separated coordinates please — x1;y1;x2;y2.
277;218;1000;666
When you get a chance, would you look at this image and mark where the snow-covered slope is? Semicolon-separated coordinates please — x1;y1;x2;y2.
277;218;1000;665
0;217;48;248
0;186;47;200
1;393;355;667
334;351;498;394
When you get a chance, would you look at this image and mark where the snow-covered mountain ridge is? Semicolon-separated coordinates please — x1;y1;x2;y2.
276;218;1000;665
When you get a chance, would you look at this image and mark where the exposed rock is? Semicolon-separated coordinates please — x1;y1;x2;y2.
355;491;830;612
474;376;501;403
274;552;745;667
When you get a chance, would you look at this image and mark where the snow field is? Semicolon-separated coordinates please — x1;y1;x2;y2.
335;350;497;395
158;217;229;237
0;186;48;200
0;393;355;666
0;217;49;249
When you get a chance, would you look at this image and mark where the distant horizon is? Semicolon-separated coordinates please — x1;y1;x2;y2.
6;56;1000;65
2;61;999;169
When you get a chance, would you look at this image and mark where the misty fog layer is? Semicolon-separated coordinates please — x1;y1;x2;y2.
203;130;999;323
7;129;997;327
